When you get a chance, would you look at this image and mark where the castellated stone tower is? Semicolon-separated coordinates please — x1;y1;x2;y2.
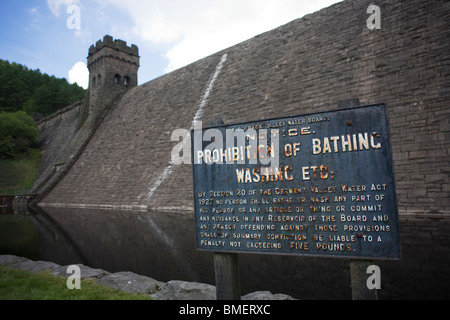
86;35;140;121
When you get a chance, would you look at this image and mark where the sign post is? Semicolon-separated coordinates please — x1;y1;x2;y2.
339;99;379;300
205;119;241;300
214;252;241;300
192;104;400;299
349;260;378;300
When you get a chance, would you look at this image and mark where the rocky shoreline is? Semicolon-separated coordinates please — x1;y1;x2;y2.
0;255;295;300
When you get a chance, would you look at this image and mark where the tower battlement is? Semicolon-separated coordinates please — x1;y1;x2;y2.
88;35;139;58
87;35;139;90
86;35;140;122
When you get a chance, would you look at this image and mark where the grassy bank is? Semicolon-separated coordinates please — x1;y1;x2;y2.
0;148;40;195
0;265;152;300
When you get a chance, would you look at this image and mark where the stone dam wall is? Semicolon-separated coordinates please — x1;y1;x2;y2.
33;0;450;299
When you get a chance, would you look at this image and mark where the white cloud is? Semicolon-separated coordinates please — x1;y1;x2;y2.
68;61;89;89
47;0;80;17
28;7;41;16
104;0;341;73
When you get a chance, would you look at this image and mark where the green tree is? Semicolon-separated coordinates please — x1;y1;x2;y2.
0;59;86;115
0;111;39;158
0;136;14;159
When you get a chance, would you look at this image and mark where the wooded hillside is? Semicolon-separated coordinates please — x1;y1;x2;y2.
0;59;86;116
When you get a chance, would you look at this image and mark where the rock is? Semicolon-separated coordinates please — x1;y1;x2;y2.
45;264;109;279
151;280;216;300
8;259;61;274
0;256;297;300
96;271;164;295
0;255;30;266
60;264;110;279
242;291;296;300
0;256;109;280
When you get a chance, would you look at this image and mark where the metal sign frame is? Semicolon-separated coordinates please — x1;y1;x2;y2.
191;104;401;260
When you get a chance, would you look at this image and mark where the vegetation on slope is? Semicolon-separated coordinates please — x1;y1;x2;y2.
0;59;85;116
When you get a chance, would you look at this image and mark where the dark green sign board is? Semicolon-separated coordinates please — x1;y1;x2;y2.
191;104;401;260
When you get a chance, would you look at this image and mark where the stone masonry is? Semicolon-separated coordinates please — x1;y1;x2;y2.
33;0;450;299
38;0;449;215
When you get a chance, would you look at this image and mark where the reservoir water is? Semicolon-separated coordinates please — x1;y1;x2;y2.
1;206;449;299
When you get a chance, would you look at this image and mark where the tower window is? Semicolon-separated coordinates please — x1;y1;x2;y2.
115;74;121;84
92;76;96;87
124;76;130;86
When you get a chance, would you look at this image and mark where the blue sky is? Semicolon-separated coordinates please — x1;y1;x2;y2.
0;0;340;89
